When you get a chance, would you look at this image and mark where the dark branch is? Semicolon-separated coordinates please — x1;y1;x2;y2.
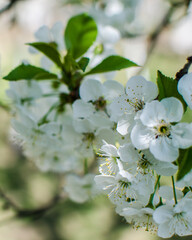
175;56;192;81
0;187;62;220
0;0;23;15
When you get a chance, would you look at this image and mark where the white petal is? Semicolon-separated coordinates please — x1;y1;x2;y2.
101;143;118;157
94;175;115;190
35;25;51;42
118;143;139;163
99;25;120;44
149;137;179;162
171;123;192;148
157;222;174;238
40;122;60;135
73;118;95;133
72;100;95;118
80;79;103;102
178;72;192;109
153;205;173;224
140;101;166;127
103;80;124;101
161;97;183;122
131;123;152;149
126;76;158;102
51;22;65;50
89;112;114;129
117;114;134;135
109;94;134;121
95;128;116;147
40;56;53;71
153;160;178;176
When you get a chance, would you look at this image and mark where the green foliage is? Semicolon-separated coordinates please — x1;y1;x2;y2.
27;42;63;67
157;71;187;111
85;55;138;75
177;147;192;181
3;64;58;81
64;13;97;59
78;57;90;72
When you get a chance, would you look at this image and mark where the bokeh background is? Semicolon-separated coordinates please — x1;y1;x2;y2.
0;0;192;239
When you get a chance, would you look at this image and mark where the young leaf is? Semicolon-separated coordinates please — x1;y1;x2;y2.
3;64;58;81
65;13;97;59
177;147;192;181
78;57;89;72
157;71;187;111
85;55;138;75
27;42;63;67
64;53;80;73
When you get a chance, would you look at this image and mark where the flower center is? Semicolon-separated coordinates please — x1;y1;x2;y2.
93;96;107;111
138;153;151;171
119;180;130;189
125;97;145;112
154;121;171;137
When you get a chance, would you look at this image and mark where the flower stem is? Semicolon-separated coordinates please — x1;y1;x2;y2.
172;176;177;205
146;175;161;208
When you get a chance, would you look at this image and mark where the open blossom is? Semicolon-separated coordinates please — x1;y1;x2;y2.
6;80;42;107
118;143;178;176
131;97;192;162
98;141;120;175
153;198;192;238
120;205;157;232
178;72;192;109
95;159;154;205
73;78;124;118
109;76;158;135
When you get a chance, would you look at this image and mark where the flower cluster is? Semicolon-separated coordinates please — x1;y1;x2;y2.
6;16;125;204
4;12;192;239
95;74;192;238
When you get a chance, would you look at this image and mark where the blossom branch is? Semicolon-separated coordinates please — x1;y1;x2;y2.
175;56;192;81
0;0;23;15
0;187;63;220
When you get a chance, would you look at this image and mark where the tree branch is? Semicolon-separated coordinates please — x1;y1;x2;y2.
0;0;23;15
0;187;63;220
175;56;192;81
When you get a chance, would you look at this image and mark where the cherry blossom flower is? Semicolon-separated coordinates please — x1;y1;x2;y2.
109;76;158;135
131;97;192;162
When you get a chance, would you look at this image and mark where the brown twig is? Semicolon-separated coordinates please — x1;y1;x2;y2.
0;0;23;15
0;187;62;220
175;56;192;81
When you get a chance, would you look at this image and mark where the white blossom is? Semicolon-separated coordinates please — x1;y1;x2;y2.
109;76;158;135
131;97;192;162
153;199;192;238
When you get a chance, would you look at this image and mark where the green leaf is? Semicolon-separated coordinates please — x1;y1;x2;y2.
78;57;89;72
157;71;187;111
27;42;63;67
65;13;97;59
3;64;58;81
85;55;138;75
177;147;192;181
